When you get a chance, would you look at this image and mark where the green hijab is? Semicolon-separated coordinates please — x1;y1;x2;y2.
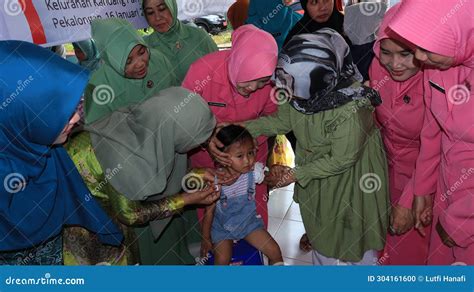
89;86;216;202
85;18;179;124
143;0;218;82
88;86;215;238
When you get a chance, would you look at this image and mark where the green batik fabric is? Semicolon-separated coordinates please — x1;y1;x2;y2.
64;132;190;265
0;235;63;265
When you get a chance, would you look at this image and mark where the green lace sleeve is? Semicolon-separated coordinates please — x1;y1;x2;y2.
108;189;184;226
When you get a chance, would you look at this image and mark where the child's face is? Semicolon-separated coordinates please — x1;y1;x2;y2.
226;139;256;174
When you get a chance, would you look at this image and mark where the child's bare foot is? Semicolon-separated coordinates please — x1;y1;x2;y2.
299;233;312;252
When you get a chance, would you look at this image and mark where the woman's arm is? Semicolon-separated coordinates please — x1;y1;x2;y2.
67;133;219;227
245;103;293;138
109;189;184;226
109;182;219;227
411;83;441;234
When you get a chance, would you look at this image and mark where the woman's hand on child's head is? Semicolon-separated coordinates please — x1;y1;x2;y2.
183;185;220;206
208;136;233;167
208;122;254;167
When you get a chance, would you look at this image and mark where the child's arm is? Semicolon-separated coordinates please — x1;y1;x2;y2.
201;203;217;257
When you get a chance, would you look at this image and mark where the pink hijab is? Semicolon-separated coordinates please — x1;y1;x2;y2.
388;0;473;68
371;3;423;101
227;24;278;87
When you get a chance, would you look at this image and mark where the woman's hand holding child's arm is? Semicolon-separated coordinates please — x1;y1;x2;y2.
264;165;295;188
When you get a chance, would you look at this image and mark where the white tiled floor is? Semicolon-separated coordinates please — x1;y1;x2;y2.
268;184;312;266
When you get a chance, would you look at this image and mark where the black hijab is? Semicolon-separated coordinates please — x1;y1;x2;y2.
284;0;347;46
274;29;381;115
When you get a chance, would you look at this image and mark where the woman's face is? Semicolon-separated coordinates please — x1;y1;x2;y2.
306;0;334;23
53;111;80;145
414;47;455;70
124;45;150;79
379;38;420;81
144;0;174;33
236;76;271;97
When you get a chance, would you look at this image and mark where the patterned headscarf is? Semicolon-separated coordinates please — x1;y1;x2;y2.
274;28;381;114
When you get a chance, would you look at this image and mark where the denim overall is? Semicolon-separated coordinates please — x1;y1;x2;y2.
211;171;264;243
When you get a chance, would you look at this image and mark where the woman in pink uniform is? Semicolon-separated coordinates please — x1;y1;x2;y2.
182;24;278;230
389;0;474;265
369;3;429;265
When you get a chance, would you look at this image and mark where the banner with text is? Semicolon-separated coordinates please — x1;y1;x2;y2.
0;0;148;46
